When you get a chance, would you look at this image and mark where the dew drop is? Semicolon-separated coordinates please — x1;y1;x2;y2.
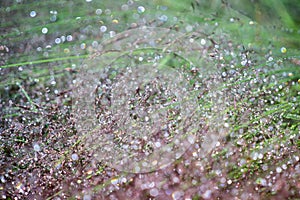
149;188;159;197
55;38;61;44
30;11;36;17
280;47;287;53
185;25;193;32
42;27;48;34
200;39;206;45
71;153;79;161
50;15;57;22
159;15;168;22
80;43;86;49
121;4;129;11
95;9;102;15
202;190;212;199
83;194;91;200
67;35;73;41
100;25;107;32
171;190;184;200
137;6;145;13
33;143;41;152
276;166;282;173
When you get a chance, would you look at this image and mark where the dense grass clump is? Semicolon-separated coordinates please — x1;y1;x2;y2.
0;0;299;199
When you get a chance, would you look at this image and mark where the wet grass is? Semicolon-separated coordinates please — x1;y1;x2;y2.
1;0;300;199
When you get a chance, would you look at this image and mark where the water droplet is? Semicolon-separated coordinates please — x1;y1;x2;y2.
55;38;61;44
111;178;118;185
71;153;79;161
256;178;267;186
258;153;264;159
224;123;229;128
185;25;193;32
276;166;282;173
200;39;206;45
137;6;145;13
241;60;247;66
202;190;212;199
83;194;92;200
42;27;48;34
121;4;129;11
60;35;65;42
50;15;57;22
92;41;98;48
100;25;107;32
33;143;41;152
64;48;70;53
112;19;119;24
172;190;184;200
280;47;287;53
159;15;168;22
150;188;159;197
80;43;86;49
50;10;57;15
104;9;111;15
67;35;73;41
95;9;102;15
30;11;36;17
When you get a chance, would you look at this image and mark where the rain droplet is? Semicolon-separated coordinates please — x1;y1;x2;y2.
71;153;79;161
171;190;184;200
185;25;193;32
95;9;102;15
149;188;159;197
33;143;41;152
111;178;119;185
280;47;287;53
137;6;145;13
276;166;282;173
109;31;116;37
50;15;57;22
80;43;86;49
159;15;168;22
100;25;107;32
104;9;111;15
64;48;70;53
42;27;48;34
30;11;36;17
83;194;92;200
200;39;206;45
121;4;129;11
202;190;212;199
67;35;73;41
224;123;229;128
55;38;61;44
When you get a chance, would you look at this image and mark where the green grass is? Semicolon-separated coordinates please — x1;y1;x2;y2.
1;0;300;199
